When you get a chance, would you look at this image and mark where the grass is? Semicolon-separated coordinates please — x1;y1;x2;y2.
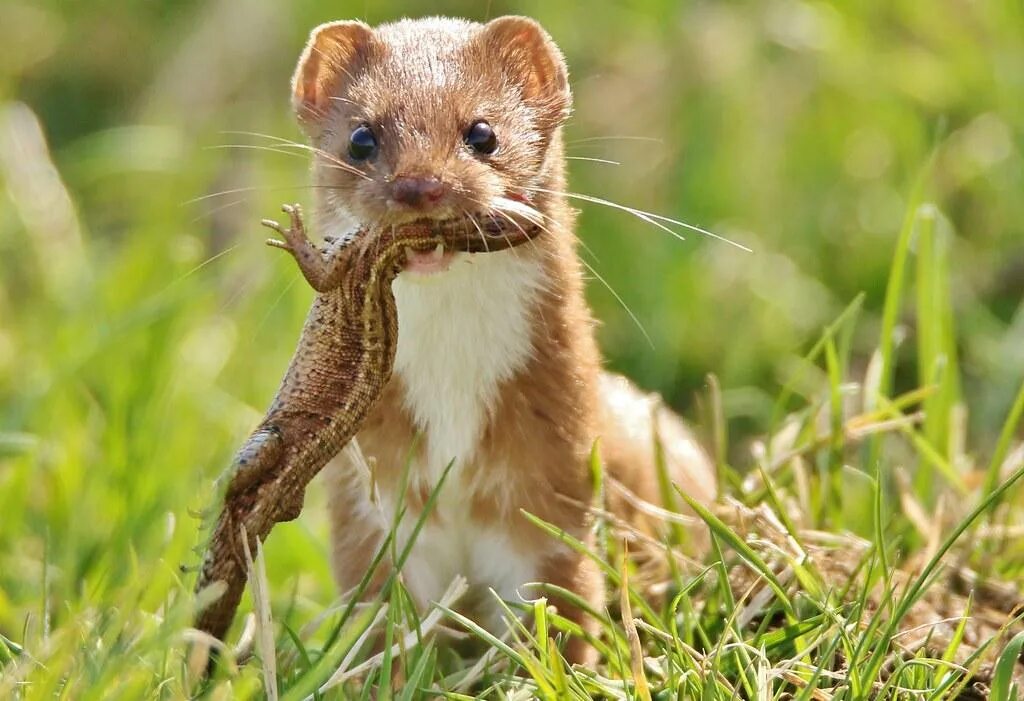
3;1;1024;698
2;179;1023;698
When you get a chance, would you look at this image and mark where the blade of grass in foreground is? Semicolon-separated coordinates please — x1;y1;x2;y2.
397;641;436;701
852;462;1024;696
867;193;929;476
282;459;457;699
990;630;1024;701
519;510;662;624
913;205;961;503
675;488;796;619
768;294;864;444
982;378;1024;501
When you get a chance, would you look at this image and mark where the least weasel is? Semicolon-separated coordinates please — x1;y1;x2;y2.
288;15;716;665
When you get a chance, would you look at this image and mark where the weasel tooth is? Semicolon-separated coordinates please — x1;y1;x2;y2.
404;246;414;258
433;243;444;258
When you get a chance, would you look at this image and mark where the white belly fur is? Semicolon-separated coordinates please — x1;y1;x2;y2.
387;249;546;621
394;513;542;629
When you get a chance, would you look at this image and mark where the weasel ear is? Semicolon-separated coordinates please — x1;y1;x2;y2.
291;20;374;129
480;16;571;125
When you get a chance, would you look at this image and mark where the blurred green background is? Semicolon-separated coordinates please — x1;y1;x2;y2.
1;0;1022;648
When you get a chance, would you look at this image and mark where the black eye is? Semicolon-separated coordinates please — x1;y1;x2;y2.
465;120;497;155
348;125;378;161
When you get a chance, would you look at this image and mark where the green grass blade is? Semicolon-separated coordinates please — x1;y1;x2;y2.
856;462;1024;690
675;488;796;618
982;378;1024;500
990;631;1024;701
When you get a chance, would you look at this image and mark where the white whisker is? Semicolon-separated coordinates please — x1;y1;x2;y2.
565;156;621;166
189;197;247;224
566;135;663;145
459;206;490;254
579;258;654;350
524;187;753;253
182;184;344;206
218;130;371;180
252;275;300;340
207;143;307;160
176;244;241;283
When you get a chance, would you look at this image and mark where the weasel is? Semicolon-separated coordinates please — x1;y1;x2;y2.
289;15;716;664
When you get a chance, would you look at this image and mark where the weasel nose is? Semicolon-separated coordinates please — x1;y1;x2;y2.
390;176;445;208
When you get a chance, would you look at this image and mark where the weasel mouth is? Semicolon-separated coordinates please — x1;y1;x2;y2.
403;242;455;274
397;198;543;276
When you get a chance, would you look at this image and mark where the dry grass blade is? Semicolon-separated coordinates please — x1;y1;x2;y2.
619;539;652;701
241;526;278;701
313;576;469;695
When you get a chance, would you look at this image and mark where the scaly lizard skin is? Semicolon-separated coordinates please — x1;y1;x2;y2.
193;203;542;642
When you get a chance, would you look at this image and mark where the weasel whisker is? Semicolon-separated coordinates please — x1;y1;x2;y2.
566;135;664;146
175;243;242;283
579;258;654;350
458;206;490;254
184;184;347;206
501;196;602;263
219;130;371;180
520;186;682;242
487;201;543;259
485;198;648;348
565;156;621;166
209;143;368;179
188;196;247;224
523;186;752;253
251;275;300;341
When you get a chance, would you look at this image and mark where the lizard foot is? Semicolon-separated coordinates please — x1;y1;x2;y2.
225;426;284;499
277;490;306;522
262;203;315;256
262;203;345;292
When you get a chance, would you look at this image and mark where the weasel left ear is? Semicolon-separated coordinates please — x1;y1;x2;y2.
292;20;374;131
480;16;572;127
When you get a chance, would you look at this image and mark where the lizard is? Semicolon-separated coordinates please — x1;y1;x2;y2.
192;200;544;642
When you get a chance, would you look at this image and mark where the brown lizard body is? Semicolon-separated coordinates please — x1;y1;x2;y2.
193;203;542;641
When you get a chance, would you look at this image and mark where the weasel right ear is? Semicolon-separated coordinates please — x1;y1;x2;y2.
291;21;374;129
481;17;571;128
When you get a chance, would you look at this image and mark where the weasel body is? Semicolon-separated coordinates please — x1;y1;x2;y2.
289;15;715;663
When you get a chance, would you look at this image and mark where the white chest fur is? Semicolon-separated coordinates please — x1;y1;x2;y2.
385;251;547;620
391;250;545;480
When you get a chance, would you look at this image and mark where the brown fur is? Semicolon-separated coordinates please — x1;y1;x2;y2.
296;16;715;666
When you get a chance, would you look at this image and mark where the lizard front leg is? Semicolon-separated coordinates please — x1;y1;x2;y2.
262;203;350;292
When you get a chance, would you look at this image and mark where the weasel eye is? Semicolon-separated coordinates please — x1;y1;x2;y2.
348;125;378;161
465;120;497;155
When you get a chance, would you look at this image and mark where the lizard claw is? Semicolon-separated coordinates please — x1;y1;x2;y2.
281;203;304;233
261;217;284;233
262;205;309;252
262;218;288;247
262;217;295;252
260;202;345;292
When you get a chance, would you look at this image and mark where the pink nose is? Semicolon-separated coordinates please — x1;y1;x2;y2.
390;176;445;208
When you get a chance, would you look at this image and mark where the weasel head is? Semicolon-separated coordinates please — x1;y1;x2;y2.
290;15;571;268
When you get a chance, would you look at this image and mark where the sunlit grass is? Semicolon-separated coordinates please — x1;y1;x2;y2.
3;1;1024;697
2;179;1023;698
